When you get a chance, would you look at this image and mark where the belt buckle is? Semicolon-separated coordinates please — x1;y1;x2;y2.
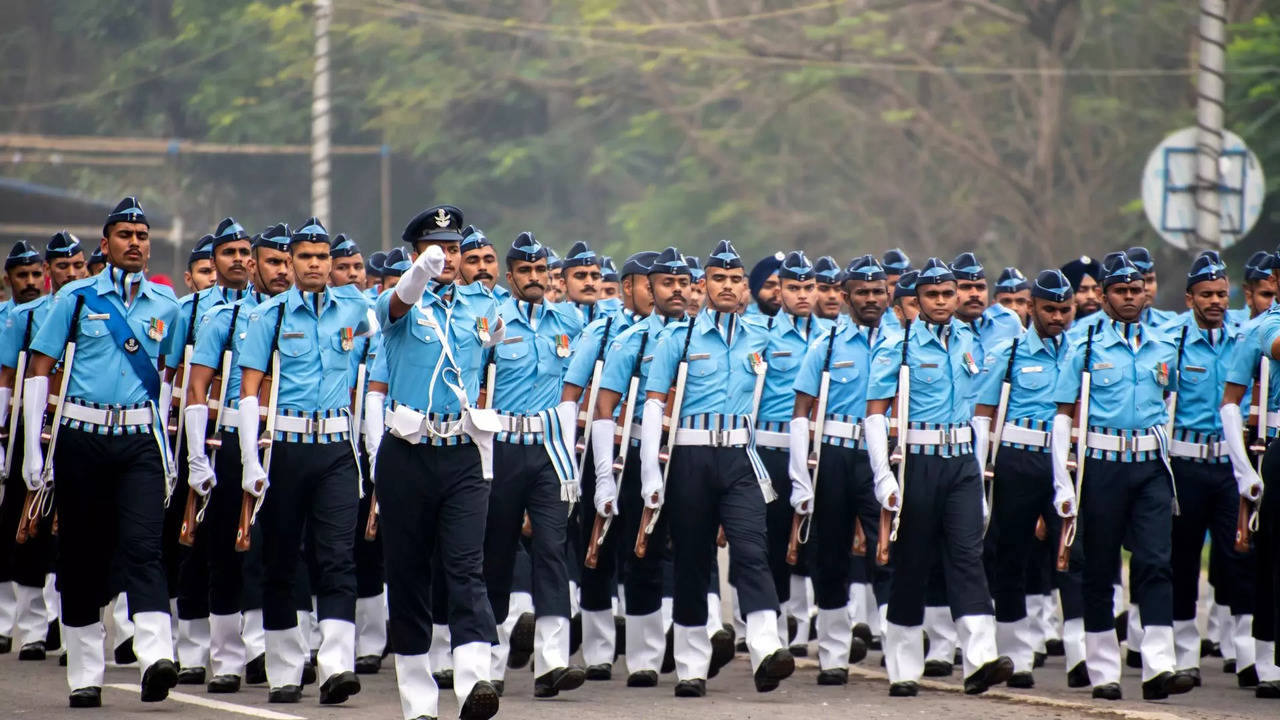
518;414;533;435
299;416;317;437
1116;434;1134;454
103;407;120;427
939;427;956;446
709;428;729;447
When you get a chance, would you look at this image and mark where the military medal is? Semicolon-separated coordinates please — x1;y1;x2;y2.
1156;362;1169;386
750;352;766;375
963;351;979;375
477;317;491;344
555;334;571;358
147;317;165;341
340;327;354;352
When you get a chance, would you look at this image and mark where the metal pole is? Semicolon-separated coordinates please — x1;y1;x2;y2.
380;144;391;250
1194;0;1226;251
311;0;333;226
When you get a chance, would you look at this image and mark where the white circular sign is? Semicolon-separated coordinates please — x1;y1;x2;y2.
1140;126;1265;250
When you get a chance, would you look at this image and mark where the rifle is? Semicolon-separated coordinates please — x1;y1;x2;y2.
205;306;240;451
1164;326;1188;440
788;327;837;566
235;306;285;553
850;518;867;556
877;319;912;567
1059;326;1096;571
351;340;377;540
178;487;199;547
169;296;201;438
364;496;379;541
576;318;614;472
984;337;1020;536
588;331;651;568
476;348;495;410
1235;496;1258;553
636;320;696;559
1254;354;1271;474
3;312;35;479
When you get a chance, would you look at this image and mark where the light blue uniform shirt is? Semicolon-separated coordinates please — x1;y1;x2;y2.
867;319;984;424
1252;306;1280;414
564;310;642;390
173;286;253;361
238;285;372;413
190;291;269;410
375;282;499;414
1141;306;1179;332
491;298;583;415
1051;319;1176;430
644;309;771;418
0;294;54;369
1167;315;1233;435
977;326;1071;424
30;266;180;406
793;319;881;419
599;313;681;421
758;312;829;424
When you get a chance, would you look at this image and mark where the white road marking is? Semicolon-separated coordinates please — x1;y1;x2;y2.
105;684;307;720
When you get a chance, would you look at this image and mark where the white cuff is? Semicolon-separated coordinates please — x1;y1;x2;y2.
640;398;665;508
237;396;261;467
591;418;616;484
865;413;893;485
364;391;385;457
184;404;210;462
971;415;991;475
1221;403;1264;499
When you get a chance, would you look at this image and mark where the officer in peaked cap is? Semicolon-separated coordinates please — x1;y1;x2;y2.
459;225;506;300
757;251;831;656
977;269;1087;689
994;267;1031;327
329;234;366;289
561;241;606;324
747;252;785;318
185;235;216;294
483;231;586;698
812;256;844;321
1161;254;1256;686
640;239;796;697
865;257;1013;697
23;197;183;707
1061;256;1102;324
1049;253;1191;701
788;253;891;684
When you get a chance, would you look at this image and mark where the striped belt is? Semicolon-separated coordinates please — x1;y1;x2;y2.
497;413;545;435
62;402;153;428
904;426;972;446
1085;431;1159;454
823;419;862;441
674;427;750;447
1000;424;1050;449
754;429;789;448
1168;438;1227;460
274;413;350;437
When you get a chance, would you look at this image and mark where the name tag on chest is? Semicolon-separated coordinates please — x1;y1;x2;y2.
1020;365;1044;373
831;360;855;369
689;352;711;360
281;332;305;339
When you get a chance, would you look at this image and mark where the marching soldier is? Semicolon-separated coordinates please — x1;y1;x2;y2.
880;249;911;333
484;231;586;698
561;241;608;325
755;251;829;653
371;204;503;720
640;240;795;697
459;225;507;301
1060;256;1103;327
1126;247;1178;330
366;250;387;294
171;217;256;686
545;248;564;304
1159;255;1255;686
599;257;622;308
184;235;216;293
23;197;182;707
993;268;1030;326
865;257;1013;697
0;239;53;660
812;256;844;321
787;254;892;684
561;241;643;680
235;218;373;704
182;224;295;692
746;253;783;318
330;234;367;288
86;247;108;277
1049;253;1194;701
977;270;1086;689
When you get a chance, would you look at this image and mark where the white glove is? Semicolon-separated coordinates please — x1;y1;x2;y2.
1221;403;1264;501
971;415;991;476
184;404;216;495
639;398;665;509
237;396;268;497
364;391;385;459
864;413;899;511
1050;414;1077;517
591;418;618;516
0;386;12;428
21;376;48;491
394;244;446;307
788;417;813;514
159;380;174;431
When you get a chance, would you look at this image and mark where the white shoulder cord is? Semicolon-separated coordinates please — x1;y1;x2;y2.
421;300;470;439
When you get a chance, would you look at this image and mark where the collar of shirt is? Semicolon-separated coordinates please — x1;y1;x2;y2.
916;320;952;349
510;298;547;331
97;263;151;305
1024;325;1064;358
422;281;456;308
698;308;738;345
1098;319;1144;350
776;311;818;342
286;286;334;317
574;301;598;324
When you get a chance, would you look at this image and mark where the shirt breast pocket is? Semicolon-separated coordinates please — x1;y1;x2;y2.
768;352;800;374
687;354;719;378
278;334;313;358
1013;370;1051;391
1179;367;1208;385
911;365;943;385
497;339;531;363
408;320;439;346
1091;366;1124;388
830;365;861;385
79;318;111;341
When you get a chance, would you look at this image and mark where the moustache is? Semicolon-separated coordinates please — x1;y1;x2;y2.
474;272;493;280
523;282;544;291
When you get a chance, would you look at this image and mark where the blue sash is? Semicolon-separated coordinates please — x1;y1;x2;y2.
70;287;162;403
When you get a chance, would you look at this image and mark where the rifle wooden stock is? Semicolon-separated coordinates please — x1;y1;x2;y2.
634;506;655;558
851;517;867;556
785;514;802;565
585;513;607;569
15;491;38;544
364;494;379;541
1235;497;1253;553
50;511;57;537
1056;517;1074;571
234;492;254;552
716;525;726;548
1034;516;1047;542
178;487;199;547
521;512;532;538
875;508;892;566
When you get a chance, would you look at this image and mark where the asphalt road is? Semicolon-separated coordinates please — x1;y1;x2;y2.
4;636;1275;720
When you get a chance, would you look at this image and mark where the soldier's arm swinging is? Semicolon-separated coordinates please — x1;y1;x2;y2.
595;388;621;419
240;367;264;400
27;352;53;379
792;392;815;422
187;365;215;406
